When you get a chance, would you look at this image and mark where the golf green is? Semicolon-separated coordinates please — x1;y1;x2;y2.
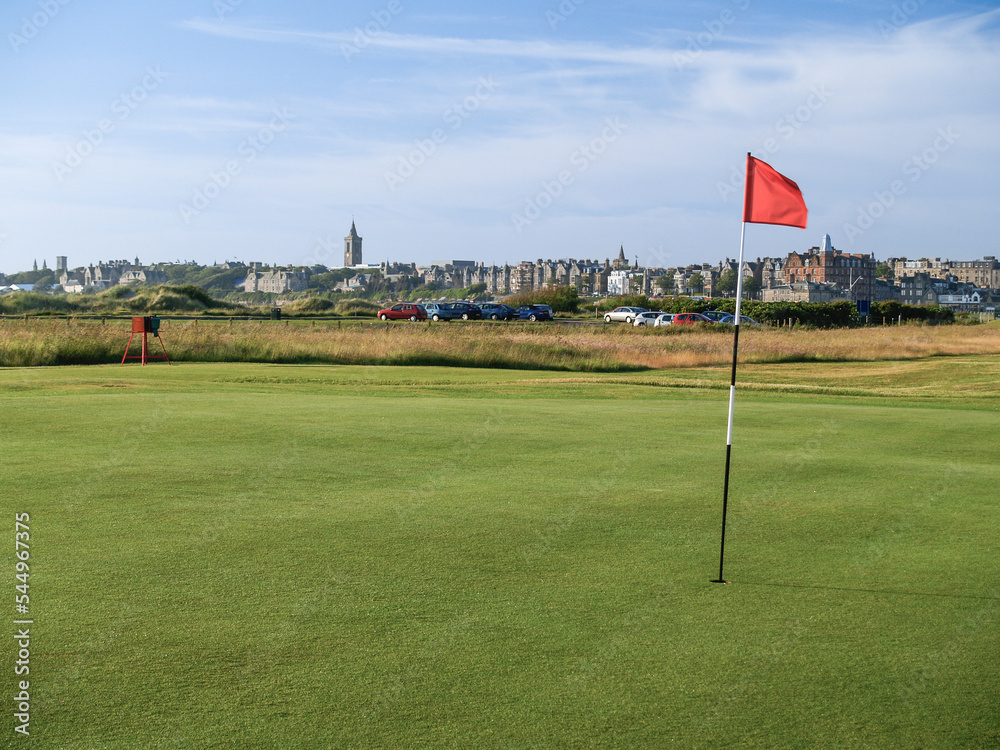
2;362;998;748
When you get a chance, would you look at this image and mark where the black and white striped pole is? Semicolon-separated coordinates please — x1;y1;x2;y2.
712;219;748;584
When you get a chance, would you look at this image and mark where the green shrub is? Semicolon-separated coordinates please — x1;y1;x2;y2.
334;298;380;317
871;301;953;324
171;284;221;308
288;297;335;313
100;285;134;300
594;295;651;312
0;293;78;315
503;286;581;313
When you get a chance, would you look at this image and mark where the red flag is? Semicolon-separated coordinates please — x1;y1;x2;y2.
742;155;807;228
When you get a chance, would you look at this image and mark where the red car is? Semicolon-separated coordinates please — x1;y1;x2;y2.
378;303;427;321
671;312;712;325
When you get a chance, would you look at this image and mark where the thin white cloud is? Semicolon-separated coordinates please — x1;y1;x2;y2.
181;18;680;67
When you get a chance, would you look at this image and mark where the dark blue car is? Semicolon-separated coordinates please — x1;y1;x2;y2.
449;302;482;320
515;305;553;321
479;303;516;320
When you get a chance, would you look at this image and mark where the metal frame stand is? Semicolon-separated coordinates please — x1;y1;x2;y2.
121;318;171;365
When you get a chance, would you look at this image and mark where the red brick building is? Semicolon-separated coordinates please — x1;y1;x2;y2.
784;235;876;302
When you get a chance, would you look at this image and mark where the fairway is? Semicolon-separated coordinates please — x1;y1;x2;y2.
3;360;999;748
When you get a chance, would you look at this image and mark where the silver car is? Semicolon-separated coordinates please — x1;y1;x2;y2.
604;306;647;324
653;313;676;327
632;311;664;327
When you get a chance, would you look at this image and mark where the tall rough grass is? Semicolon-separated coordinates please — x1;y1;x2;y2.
1;319;998;370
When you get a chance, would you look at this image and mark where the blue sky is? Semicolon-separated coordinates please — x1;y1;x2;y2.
2;0;998;273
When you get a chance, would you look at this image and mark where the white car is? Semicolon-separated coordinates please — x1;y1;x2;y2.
604;306;647;324
632;311;664;327
653;313;675;327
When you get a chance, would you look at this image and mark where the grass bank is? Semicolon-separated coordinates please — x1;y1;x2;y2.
1;317;999;370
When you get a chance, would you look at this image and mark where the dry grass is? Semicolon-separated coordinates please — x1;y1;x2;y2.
1;318;999;370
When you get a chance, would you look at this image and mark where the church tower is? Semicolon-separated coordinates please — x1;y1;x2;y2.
344;221;362;267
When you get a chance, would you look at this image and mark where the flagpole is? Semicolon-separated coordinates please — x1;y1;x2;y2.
712;153;806;583
712;220;746;584
713;153;752;584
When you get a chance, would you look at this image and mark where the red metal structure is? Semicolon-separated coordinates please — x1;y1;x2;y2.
121;316;171;365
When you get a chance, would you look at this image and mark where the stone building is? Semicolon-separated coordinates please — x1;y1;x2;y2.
344;221;363;267
84;260;133;289
762;281;850;303
58;270;86;293
899;273;992;311
890;257;948;280
118;268;168;286
760;257;786;289
947;257;1000;289
245;265;308;293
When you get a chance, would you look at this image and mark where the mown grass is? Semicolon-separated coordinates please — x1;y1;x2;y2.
2;360;997;748
2;318;999;370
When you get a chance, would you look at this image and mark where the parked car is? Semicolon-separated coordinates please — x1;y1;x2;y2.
604;306;648;324
718;314;763;326
632;311;665;327
515;305;553;321
701;310;731;322
653;313;676;327
671;312;712;325
449;302;482;320
378;303;427;321
423;302;457;322
479;302;516;320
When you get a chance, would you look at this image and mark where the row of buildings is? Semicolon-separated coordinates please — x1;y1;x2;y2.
56;258;168;293
27;222;1000;313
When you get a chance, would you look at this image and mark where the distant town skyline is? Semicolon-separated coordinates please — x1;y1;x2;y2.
10;230;998;279
2;2;997;272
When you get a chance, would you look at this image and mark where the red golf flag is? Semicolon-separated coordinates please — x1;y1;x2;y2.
742;155;808;228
